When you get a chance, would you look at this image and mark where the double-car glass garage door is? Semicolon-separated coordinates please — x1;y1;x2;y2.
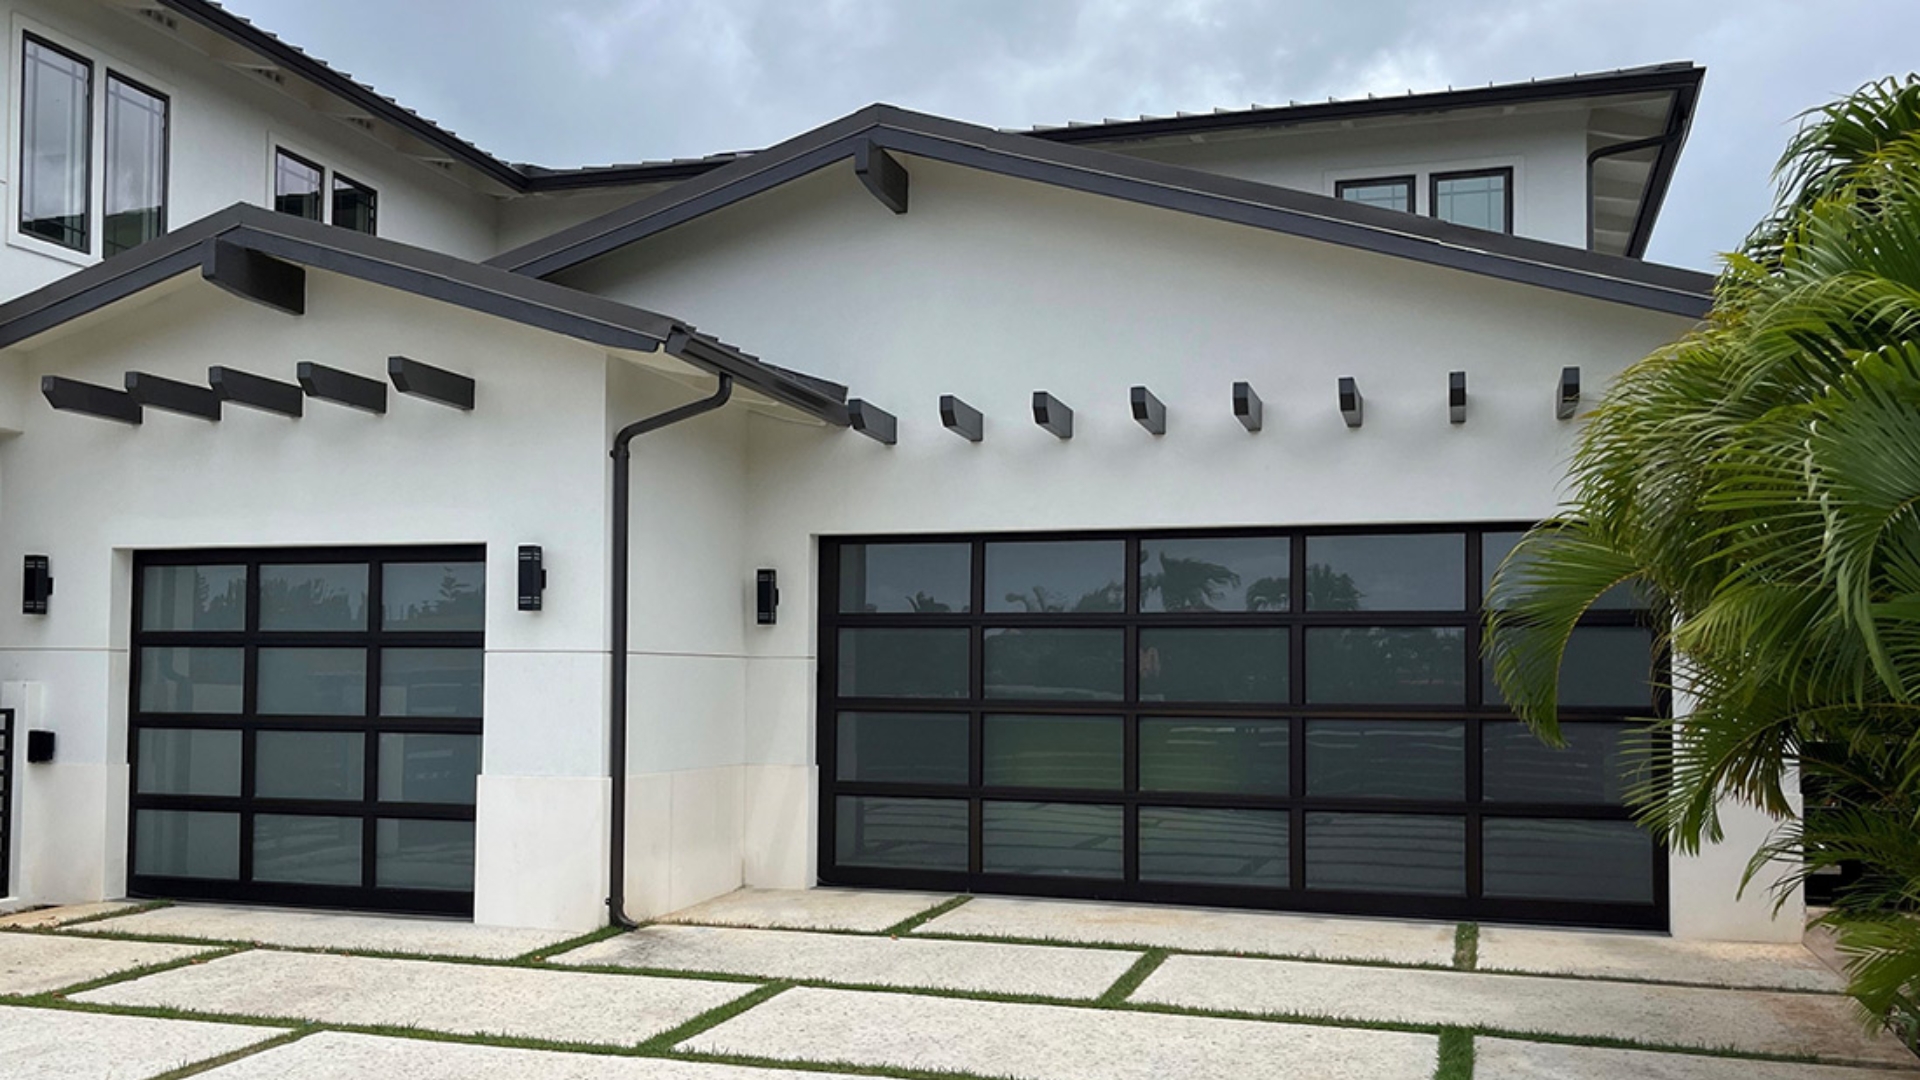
820;527;1666;929
129;548;483;915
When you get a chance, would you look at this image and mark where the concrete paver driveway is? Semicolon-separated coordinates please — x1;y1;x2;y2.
0;891;1910;1079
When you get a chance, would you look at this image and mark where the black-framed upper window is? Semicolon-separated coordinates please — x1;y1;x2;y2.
1432;168;1512;234
20;33;92;252
1335;176;1414;214
104;73;168;256
274;149;324;221
331;173;377;234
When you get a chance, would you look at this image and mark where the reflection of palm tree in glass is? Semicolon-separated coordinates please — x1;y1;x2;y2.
1002;583;1123;613
1305;565;1365;611
905;592;952;614
1142;554;1239;612
1245;576;1289;612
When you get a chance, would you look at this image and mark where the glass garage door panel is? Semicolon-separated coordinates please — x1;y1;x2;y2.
836;796;968;871
130;549;484;915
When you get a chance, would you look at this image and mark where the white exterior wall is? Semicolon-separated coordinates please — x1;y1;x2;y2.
556;156;1798;942
0;271;631;930
1104;108;1592;248
0;1;499;300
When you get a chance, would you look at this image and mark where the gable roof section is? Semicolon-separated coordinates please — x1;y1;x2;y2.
0;204;849;424
489;105;1716;318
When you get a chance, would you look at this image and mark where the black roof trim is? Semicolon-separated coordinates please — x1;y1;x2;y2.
0;204;849;424
491;106;1714;318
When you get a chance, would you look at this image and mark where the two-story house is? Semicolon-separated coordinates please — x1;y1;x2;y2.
0;0;1784;944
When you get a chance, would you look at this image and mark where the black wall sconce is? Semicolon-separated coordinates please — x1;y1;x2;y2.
517;545;546;611
26;729;54;763
1338;377;1364;429
1233;382;1264;432
1556;366;1581;420
22;555;51;615
1449;371;1468;425
1033;392;1073;439
1130;386;1166;436
757;569;779;626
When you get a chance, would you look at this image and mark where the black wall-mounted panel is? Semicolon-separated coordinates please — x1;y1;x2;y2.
1449;371;1468;425
1338;377;1364;429
1233;381;1263;432
22;555;51;614
517;545;545;611
389;356;475;411
298;362;387;414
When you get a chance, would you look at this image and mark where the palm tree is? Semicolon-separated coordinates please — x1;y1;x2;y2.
1485;75;1920;1040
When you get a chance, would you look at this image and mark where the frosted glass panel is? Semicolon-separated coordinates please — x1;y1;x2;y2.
138;647;243;714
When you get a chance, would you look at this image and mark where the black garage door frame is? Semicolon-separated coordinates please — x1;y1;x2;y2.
817;523;1670;930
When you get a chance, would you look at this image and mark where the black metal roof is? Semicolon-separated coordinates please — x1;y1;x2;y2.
489;105;1715;318
0;203;850;424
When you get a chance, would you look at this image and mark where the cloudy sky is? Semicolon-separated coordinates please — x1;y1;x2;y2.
219;0;1919;271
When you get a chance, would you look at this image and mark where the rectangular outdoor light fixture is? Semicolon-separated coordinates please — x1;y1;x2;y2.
389;356;475;410
756;569;780;626
847;399;897;445
1449;371;1468;424
210;366;303;418
1233;381;1263;432
1130;386;1166;435
1033;391;1073;439
22;556;51;615
940;395;983;442
517;545;546;611
1338;377;1364;428
1557;366;1581;420
42;376;141;425
298;362;387;414
125;372;221;421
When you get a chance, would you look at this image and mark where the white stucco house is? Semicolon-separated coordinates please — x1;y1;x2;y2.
0;0;1794;943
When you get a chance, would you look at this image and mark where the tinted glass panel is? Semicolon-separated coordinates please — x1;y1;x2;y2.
20;36;90;251
382;562;485;631
380;648;483;718
1306;813;1465;895
138;647;244;714
836;712;970;785
378;733;480;804
839;543;971;614
104;75;166;256
254;814;361;885
376;819;475;891
134;809;237;879
985;540;1123;613
1337;178;1412;213
136;729;240;797
1139;719;1289;795
982;801;1122;878
331;173;376;234
1434;171;1508;232
1483;819;1655;903
141;565;244;631
1560;627;1655;708
274;149;323;220
1306;627;1466;704
256;731;364;800
1306;534;1464;611
1140;536;1290;612
838;628;969;698
261;564;368;631
835;796;968;871
1307;721;1464;800
257;648;367;716
1483;722;1649;804
1140;807;1289;887
984;714;1122;789
1482;530;1642;611
984;628;1123;700
1139;628;1287;703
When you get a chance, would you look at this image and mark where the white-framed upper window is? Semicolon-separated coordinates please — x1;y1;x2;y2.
274;146;376;234
17;28;170;260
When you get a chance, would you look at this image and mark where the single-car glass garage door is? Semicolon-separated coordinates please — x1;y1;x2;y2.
129;547;484;915
819;527;1667;930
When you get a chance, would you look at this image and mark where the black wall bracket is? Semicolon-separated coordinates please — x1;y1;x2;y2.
126;372;221;421
1033;391;1073;439
854;141;909;215
210;366;304;418
1338;377;1364;428
1449;371;1468;425
940;395;983;442
1233;381;1264;432
848;399;898;445
389;356;475;410
1130;386;1166;435
43;376;141;425
202;239;305;316
1557;366;1581;420
298;362;387;414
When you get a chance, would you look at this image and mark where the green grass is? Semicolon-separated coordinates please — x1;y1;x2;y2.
510;924;627;964
637;982;792;1053
1097;948;1169;1005
1435;1028;1474;1079
146;1028;315;1080
878;895;973;937
1453;923;1479;971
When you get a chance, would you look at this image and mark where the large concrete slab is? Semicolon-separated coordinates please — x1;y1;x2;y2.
683;985;1439;1080
0;1004;287;1080
74;903;574;959
1477;925;1847;991
1134;954;1915;1068
916;895;1457;966
660;888;958;933
199;1030;870;1080
1478;1037;1920;1079
0;931;211;996
556;923;1141;999
75;949;758;1047
0;901;145;930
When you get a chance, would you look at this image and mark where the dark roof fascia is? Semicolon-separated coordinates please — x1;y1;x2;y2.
0;204;850;424
492;106;1714;318
1623;70;1703;259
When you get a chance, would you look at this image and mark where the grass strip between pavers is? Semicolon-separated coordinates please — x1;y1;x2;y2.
637;981;793;1054
878;895;973;937
512;924;628;964
0;944;247;1003
1098;948;1169;1005
1435;1028;1474;1080
1453;923;1479;971
145;1026;317;1080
